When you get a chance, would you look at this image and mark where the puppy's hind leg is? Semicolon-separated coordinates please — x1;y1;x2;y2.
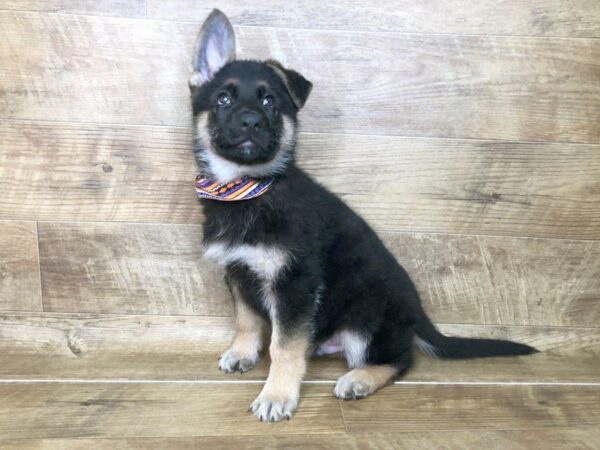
334;326;413;400
218;283;265;374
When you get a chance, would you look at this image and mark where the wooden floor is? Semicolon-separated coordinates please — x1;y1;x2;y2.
1;1;600;448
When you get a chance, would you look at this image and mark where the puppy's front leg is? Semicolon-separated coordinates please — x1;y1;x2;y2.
219;282;265;374
250;324;310;421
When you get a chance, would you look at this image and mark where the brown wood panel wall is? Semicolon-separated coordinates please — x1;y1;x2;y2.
37;222;231;316
0;312;598;382
1;120;599;238
1;13;599;142
3;0;600;37
0;3;596;343
0;0;146;18
35;222;600;327
147;0;600;38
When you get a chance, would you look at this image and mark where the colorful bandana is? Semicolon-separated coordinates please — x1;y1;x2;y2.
195;175;274;201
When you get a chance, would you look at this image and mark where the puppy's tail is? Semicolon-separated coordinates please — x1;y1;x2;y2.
414;315;538;359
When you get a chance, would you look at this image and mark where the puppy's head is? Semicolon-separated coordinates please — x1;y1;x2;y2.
189;10;312;182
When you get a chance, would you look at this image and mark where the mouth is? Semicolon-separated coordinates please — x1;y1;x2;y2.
234;139;257;157
216;137;273;164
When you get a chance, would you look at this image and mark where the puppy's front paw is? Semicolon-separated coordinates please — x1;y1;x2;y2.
249;395;297;422
218;349;258;374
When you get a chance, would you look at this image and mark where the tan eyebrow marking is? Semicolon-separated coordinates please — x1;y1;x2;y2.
222;78;239;85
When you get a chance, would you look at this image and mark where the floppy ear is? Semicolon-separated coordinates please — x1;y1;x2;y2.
266;60;313;109
190;9;236;88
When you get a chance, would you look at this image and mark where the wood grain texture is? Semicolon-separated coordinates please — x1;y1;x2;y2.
298;134;600;239
0;120;200;224
1;13;599;142
387;233;600;327
37;222;600;326
6;429;600;450
0;221;41;311
0;313;597;382
0;4;598;445
0;313;237;356
341;384;600;433
0;383;598;439
3;121;600;239
0;0;145;18
9;313;599;356
37;222;232;316
0;342;595;384
0;384;344;439
148;0;600;38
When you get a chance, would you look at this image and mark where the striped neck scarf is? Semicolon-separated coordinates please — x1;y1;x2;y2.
195;175;274;201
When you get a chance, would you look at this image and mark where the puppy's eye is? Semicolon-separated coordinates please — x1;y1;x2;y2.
262;95;274;108
217;93;232;106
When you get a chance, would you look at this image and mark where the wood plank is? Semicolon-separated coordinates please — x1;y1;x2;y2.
0;120;200;224
3;121;600;239
507;325;600;355
0;383;344;438
37;222;600;326
0;341;595;383
0;221;41;311
0;0;145;18
0;383;598;440
147;0;600;38
341;384;600;433
0;313;237;356
5;428;600;449
387;233;600;327
1;13;599;143
299;134;600;239
0;313;598;382
37;222;232;316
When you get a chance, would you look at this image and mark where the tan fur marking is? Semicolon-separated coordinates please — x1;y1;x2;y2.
222;78;239;87
195;111;211;148
334;364;399;399
280;115;295;151
189;71;205;88
266;61;304;108
218;285;265;373
261;329;310;400
229;287;265;356
348;365;398;389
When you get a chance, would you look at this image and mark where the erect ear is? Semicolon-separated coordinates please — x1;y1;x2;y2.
189;9;236;88
266;60;313;109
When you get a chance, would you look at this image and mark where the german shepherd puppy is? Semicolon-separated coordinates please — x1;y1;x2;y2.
189;10;537;422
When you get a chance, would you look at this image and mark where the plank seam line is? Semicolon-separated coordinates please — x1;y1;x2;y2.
0;379;598;386
338;398;349;432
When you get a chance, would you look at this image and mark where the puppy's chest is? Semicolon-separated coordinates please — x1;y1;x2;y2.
203;240;289;281
202;202;290;280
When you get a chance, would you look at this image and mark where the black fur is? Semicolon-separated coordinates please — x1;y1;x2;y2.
191;10;537;381
202;166;537;366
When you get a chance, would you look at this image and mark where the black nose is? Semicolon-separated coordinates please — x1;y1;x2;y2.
239;111;264;133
